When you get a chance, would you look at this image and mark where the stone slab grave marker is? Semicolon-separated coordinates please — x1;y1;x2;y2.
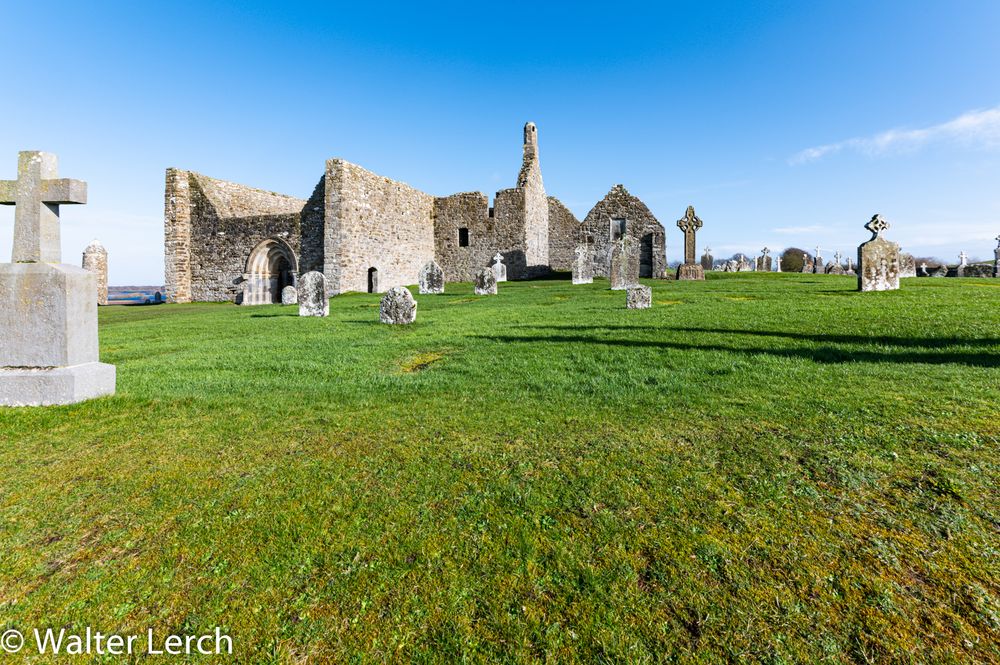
813;246;824;273
81;239;108;305
826;251;845;275
857;214;900;292
957;251;968;277
418;260;444;294
0;151;116;406
608;236;630;290
626;284;651;309
572;243;593;284
491;252;507;282
701;246;713;271
675;206;705;280
474;266;497;295
756;247;772;272
380;286;417;324
801;253;813;273
298;271;329;316
281;285;297;305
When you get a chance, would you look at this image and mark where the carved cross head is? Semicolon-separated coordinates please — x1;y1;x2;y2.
865;214;890;239
676;205;703;233
761;247;770;257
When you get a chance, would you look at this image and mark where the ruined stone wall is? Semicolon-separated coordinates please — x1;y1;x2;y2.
163;170;306;302
547;197;580;271
433;192;495;282
582;184;666;279
299;176;326;274
324;159;435;294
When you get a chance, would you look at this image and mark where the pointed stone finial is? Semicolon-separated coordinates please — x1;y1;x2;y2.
865;214;889;239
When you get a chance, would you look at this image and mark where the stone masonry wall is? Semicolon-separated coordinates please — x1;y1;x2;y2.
582;184;666;279
433;192;496;283
324;159;435;294
547;197;580;271
164;169;306;302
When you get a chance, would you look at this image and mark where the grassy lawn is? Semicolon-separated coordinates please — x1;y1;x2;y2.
1;273;998;663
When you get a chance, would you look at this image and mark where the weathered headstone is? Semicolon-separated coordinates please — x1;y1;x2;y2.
418;260;444;294
774;253;782;272
801;253;813;273
898;252;916;278
813;247;824;274
491;252;507;282
281;285;297;305
701;246;714;271
81;239;108;305
918;262;929;277
956;251;968;277
857;214;900;292
626;284;652;309
572;244;593;284
675;206;705;280
994;235;1000;278
474;267;497;295
755;247;772;272
737;254;753;272
0;151;116;406
379;286;417;324
298;271;329;316
826;251;846;275
609;237;629;290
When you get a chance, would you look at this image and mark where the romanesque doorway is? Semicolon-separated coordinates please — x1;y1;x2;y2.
367;267;378;293
639;233;653;278
243;238;297;305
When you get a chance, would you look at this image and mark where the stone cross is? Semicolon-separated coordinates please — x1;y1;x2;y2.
704;246;711;255
958;251;968;266
676;205;703;264
996;234;1000;248
492;252;504;265
865;214;889;239
814;246;822;260
0;151;87;263
834;251;842;264
761;247;770;258
920;262;927;270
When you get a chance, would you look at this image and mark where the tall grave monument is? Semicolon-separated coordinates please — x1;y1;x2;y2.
857;214;900;292
0;151;116;406
676;206;705;280
994;235;1000;278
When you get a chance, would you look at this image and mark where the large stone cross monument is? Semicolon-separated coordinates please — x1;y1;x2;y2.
675;205;705;280
0;151;116;406
857;213;900;292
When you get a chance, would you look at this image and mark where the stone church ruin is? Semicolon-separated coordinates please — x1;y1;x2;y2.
164;123;667;303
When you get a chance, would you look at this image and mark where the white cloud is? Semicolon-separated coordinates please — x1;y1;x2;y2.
790;105;1000;165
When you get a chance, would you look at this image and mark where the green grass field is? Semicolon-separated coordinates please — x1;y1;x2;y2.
1;273;998;663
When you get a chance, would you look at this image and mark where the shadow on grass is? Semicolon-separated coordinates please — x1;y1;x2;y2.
249;312;298;318
514;325;1000;350
481;332;1000;367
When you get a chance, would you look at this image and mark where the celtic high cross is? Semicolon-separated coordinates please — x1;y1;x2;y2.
676;205;703;265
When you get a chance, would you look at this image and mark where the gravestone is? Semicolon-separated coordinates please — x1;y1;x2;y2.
81;239;108;305
994;236;1000;278
774;253;782;272
846;255;855;274
801;253;813;273
826;251;846;275
737;254;753;272
857;214;900;292
379;286;417;324
281;285;297;305
701;246;714;271
918;262;929;277
813;247;824;274
418;260;444;294
609;237;629;290
0;151;116;406
675;206;705;280
298;271;329;316
898;253;916;278
491;252;507;282
755;247;772;272
956;251;968;277
626;284;652;309
474;267;497;295
572;244;593;284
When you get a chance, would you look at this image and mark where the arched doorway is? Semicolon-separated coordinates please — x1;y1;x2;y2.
639;233;653;278
243;238;297;305
367;267;378;293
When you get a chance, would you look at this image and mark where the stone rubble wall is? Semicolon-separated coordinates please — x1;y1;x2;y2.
432;191;495;283
582;184;666;279
325;159;435;294
164;169;305;302
547;197;580;272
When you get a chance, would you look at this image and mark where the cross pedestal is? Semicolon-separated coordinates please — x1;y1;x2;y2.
0;151;115;406
675;206;705;281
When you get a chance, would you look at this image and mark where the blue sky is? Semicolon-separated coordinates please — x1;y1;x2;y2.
2;1;999;283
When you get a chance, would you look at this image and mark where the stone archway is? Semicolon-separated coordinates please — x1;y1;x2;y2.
242;238;297;305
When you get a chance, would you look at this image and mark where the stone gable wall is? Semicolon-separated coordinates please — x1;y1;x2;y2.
582;185;666;279
433;192;494;282
325;159;435;294
547;197;580;271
